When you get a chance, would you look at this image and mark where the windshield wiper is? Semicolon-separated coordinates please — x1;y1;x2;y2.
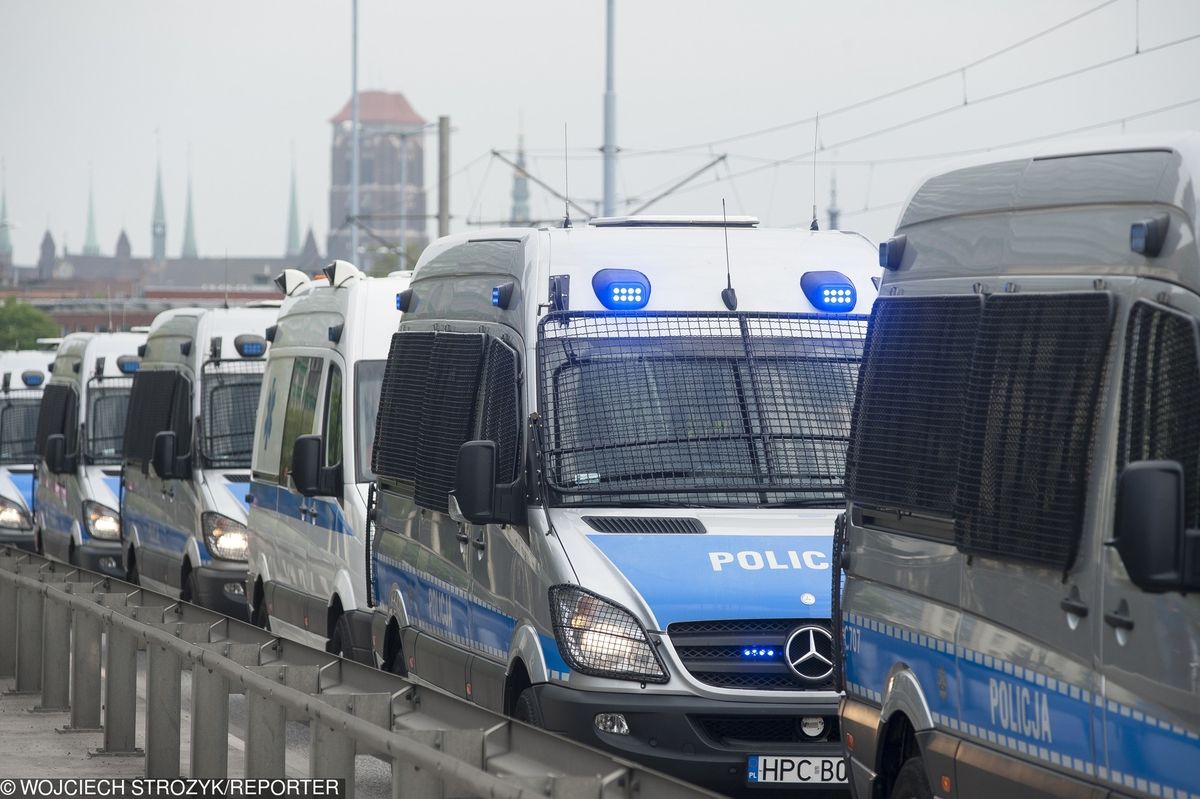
754;499;845;509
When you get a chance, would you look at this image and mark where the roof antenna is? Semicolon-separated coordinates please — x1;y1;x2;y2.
223;249;230;309
721;198;737;310
561;123;572;229
810;112;820;231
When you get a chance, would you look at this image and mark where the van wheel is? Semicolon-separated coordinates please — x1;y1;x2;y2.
126;555;139;585
892;757;932;799
182;570;199;604
329;614;355;660
250;597;270;630
512;688;544;727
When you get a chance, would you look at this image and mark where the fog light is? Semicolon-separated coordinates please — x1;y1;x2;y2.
224;582;245;597
100;557;118;571
801;716;826;738
594;713;630;735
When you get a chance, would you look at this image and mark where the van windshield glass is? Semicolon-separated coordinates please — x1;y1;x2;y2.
0;392;42;465
538;312;866;508
87;382;132;464
202;361;265;468
355;360;385;483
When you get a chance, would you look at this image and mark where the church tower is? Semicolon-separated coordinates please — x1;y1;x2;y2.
510;132;531;226
152;159;167;261
181;174;197;258
827;172;840;231
83;174;100;255
0;162;12;267
286;158;300;257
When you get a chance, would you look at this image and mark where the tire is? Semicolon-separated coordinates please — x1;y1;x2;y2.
385;640;409;676
126;552;139;585
512;687;544;727
250;593;270;630
329;613;355;660
891;757;932;799
181;570;199;604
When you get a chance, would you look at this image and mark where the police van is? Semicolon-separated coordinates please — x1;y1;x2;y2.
120;305;278;616
35;332;145;576
0;351;52;551
246;263;412;659
365;217;878;795
838;135;1200;799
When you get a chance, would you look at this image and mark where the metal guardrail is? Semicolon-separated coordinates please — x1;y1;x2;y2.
0;546;719;799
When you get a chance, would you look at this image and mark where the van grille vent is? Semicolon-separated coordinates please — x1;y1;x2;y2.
668;618;834;691
582;516;705;534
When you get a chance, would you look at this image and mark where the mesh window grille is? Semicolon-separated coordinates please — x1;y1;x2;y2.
36;384;77;456
0;390;42;465
373;331;435;483
537;312;866;506
846;296;982;515
1118;302;1200;527
201;360;265;468
955;293;1114;569
480;339;521;484
123;370;181;465
87;378;134;464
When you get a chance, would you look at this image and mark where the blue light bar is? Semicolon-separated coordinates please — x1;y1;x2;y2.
800;270;857;312
116;355;141;374
592;268;651;310
741;647;777;659
234;334;267;358
492;282;515;310
396;289;414;312
21;371;43;388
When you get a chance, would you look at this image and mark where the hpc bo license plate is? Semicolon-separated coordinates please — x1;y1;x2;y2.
747;755;847;784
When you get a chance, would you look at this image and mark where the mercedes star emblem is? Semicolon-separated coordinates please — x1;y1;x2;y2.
785;625;835;681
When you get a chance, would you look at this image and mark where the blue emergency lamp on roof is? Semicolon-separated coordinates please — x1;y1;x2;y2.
21;371;43;388
234;334;267;358
801;270;857;312
593;268;651;310
116;355;140;374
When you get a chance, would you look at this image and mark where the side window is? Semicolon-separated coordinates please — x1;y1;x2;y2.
278;357;323;484
168;375;193;457
324;364;343;468
35;384;79;459
479;339;521;484
1117;302;1200;526
252;356;294;483
122;370;178;470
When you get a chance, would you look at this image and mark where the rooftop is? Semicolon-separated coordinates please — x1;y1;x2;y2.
331;90;425;126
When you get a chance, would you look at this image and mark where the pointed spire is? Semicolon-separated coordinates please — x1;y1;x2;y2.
510;121;531;226
286;152;300;256
83;169;100;255
0;159;11;259
152;147;167;261
181;172;197;258
827;171;840;231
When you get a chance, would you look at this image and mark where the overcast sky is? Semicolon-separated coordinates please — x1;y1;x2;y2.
1;0;1198;264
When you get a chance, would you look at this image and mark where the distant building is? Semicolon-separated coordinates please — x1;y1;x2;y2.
327;90;427;270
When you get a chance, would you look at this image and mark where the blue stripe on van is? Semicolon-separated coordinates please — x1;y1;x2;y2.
9;472;34;511
249;480;351;535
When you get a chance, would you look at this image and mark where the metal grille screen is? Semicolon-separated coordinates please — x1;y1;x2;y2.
87;378;133;464
202;360;265;467
0;390;42;465
35;384;77;456
123;370;180;464
1118;302;1200;527
480;339;521;484
955;293;1114;569
846;296;981;515
537;312;866;506
373;331;435;483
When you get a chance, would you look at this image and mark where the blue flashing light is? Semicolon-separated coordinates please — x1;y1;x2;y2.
800;270;857;312
742;646;778;660
492;287;501;305
592;268;651;310
21;371;43;388
234;334;268;358
396;289;414;312
116;355;141;374
491;281;515;310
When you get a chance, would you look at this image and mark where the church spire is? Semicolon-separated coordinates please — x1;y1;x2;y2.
0;160;11;259
152;154;167;261
286;153;300;256
509;123;531;226
83;170;100;255
827;171;840;231
181;172;197;258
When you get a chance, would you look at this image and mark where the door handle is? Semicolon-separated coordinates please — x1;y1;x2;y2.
1059;597;1089;617
1103;609;1135;631
298;504;314;518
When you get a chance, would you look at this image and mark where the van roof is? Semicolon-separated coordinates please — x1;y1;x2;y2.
49;331;146;386
271;272;411;360
141;305;279;369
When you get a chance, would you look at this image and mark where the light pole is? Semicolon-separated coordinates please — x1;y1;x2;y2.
350;0;360;264
602;0;617;217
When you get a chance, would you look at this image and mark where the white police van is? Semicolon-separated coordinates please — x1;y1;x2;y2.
365;217;878;796
246;263;413;661
0;351;52;551
35;332;144;577
839;134;1200;799
120;305;278;616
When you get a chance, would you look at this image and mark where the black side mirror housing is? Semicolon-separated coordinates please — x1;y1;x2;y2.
1114;460;1200;592
292;434;340;497
452;440;526;526
151;431;185;480
44;433;74;475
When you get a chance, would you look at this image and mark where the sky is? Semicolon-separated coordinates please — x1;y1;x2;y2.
1;0;1198;264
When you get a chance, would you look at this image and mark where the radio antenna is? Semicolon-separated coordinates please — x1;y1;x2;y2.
561;124;572;228
810;113;820;231
720;198;737;310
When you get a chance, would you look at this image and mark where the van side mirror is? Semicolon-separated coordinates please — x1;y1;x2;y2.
452;440;526;526
292;434;340;497
1114;461;1200;592
152;431;183;479
44;433;73;475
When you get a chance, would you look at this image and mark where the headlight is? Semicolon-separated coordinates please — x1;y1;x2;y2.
202;512;249;561
83;501;121;540
549;585;667;683
0;497;32;530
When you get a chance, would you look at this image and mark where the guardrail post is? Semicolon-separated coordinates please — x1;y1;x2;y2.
391;730;485;799
146;643;181;777
190;663;229;777
311;717;356;799
99;624;140;754
13;583;43;692
66;609;102;731
0;575;15;677
37;594;71;710
245;689;286;777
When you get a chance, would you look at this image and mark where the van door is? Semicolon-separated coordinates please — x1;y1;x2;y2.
1100;300;1200;798
34;384;78;560
306;361;351;614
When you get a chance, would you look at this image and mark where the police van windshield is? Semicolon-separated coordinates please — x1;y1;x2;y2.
538;312;865;508
355;360;385;483
0;394;42;465
202;363;265;468
87;384;132;464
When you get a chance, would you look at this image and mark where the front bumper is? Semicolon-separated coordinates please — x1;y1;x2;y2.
0;529;37;552
191;563;250;620
74;538;125;578
533;683;847;798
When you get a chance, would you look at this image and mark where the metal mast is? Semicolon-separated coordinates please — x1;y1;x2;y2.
602;0;616;217
350;0;360;264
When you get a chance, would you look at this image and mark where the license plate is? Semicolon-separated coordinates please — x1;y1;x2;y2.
747;755;847;784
